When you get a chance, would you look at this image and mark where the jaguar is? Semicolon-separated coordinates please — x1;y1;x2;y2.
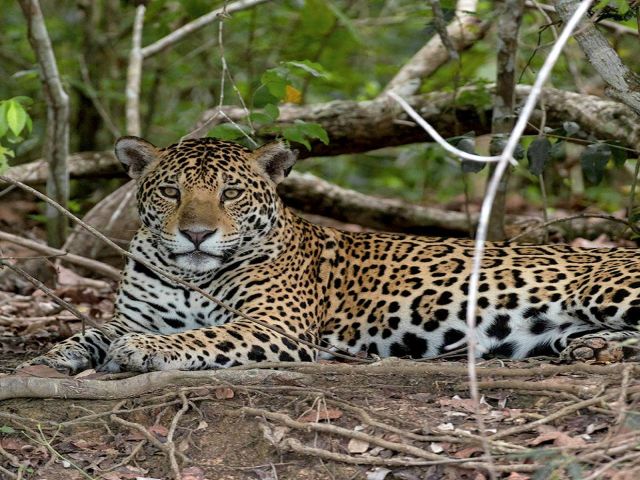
19;136;640;373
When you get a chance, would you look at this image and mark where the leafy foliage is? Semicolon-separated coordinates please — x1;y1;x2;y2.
0;0;637;214
0;97;32;173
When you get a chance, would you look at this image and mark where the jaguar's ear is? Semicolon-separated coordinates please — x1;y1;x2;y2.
252;142;298;184
115;136;160;179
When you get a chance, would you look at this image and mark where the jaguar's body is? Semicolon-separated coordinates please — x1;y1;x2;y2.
21;137;640;373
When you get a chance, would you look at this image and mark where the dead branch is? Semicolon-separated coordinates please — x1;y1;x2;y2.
279;437;538;472
489;387;640;440
249;408;538;472
0;230;120;280
140;0;270;59
18;0;70;247
226;358;640;378
474;379;599;397
554;0;640;116
196;85;640;156
3;359;635;401
381;0;490;97
0;369;310;401
238;406;444;461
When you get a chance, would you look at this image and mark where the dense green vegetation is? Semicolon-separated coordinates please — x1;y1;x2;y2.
1;0;639;219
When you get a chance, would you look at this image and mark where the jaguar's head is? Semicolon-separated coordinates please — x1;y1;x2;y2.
115;136;297;273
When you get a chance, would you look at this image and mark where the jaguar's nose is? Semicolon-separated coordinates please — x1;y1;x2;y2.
180;229;216;248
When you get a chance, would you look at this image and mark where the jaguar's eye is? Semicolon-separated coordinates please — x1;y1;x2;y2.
159;186;180;200
222;188;243;200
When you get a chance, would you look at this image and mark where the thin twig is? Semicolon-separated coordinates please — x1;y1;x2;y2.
109;414;190;464
0;230;120;280
166;391;190;479
140;0;270;59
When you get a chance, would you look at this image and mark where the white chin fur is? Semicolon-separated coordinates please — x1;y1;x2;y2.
175;252;223;273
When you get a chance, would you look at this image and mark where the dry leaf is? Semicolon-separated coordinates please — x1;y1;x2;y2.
529;430;586;447
284;85;302;104
149;424;169;437
439;396;489;414
436;422;454;431
298;407;343;423
453;446;482;459
195;420;209;431
347;438;369;453
367;468;391;480
214;387;234;399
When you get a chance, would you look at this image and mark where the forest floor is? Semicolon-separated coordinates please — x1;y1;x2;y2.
1;283;640;480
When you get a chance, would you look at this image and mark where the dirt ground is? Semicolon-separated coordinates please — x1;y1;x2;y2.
2;330;640;480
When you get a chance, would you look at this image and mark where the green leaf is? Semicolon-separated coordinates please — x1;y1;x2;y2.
489;135;507;156
282;125;311;150
294;121;329;144
513;142;525;161
248;111;274;125
0;102;8;138
527;137;552;175
458;137;485;173
581;143;612;184
263;104;280;121
6;100;27;136
11;96;33;106
301;0;335;35
0;425;15;434
208;123;251;141
261;69;288;100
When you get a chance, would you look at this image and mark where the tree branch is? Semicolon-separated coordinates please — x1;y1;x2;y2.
381;0;490;97
18;0;70;247
140;0;270;59
554;0;640;116
0;230;120;280
196;85;640;155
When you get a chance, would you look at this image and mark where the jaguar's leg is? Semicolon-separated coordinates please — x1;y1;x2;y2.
16;316;150;374
99;320;316;372
560;330;640;362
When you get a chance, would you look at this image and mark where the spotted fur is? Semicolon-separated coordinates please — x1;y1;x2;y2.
20;137;640;373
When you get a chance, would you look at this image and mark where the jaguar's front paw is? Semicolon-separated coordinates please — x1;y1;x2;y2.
560;336;624;363
16;345;92;375
99;333;178;373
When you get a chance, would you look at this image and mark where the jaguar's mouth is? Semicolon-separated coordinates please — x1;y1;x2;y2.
177;250;225;261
